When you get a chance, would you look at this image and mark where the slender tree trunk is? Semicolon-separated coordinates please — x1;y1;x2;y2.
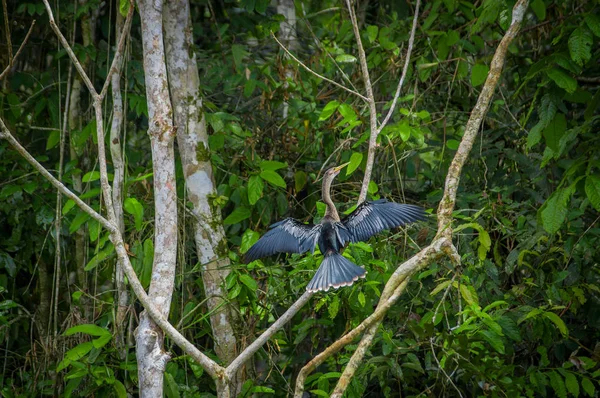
109;5;129;357
135;0;178;396
163;0;243;393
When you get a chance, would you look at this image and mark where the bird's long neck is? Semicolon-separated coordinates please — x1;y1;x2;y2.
322;176;340;221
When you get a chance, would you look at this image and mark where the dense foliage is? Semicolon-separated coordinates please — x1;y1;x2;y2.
0;0;599;396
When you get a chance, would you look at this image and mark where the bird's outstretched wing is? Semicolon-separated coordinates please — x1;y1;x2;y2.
341;199;425;243
244;218;322;263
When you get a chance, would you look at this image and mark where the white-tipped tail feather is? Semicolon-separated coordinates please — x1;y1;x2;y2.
306;252;366;293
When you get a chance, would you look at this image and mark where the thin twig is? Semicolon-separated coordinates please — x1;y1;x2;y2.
271;31;369;102
376;0;421;135
0;21;36;81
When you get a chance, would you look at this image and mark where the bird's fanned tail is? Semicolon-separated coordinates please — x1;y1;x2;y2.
306;252;366;292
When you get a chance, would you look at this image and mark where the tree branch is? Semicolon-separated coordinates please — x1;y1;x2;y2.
225;290;313;379
271;31;369;102
355;0;421;203
0;21;36;81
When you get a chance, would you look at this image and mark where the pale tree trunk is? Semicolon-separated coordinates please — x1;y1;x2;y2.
163;0;243;393
277;0;297;119
109;5;129;357
135;0;178;396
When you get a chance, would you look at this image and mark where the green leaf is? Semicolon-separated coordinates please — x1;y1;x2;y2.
358;291;366;307
92;333;112;349
496;315;521;342
335;54;357;63
64;324;111;337
60;342;94;371
530;0;546;20
239;274;257;292
346;152;363;176
223;207;251;225
585;175;600;211
328;295;340;319
367;25;378;43
581;378;595;397
319;100;340;121
478;329;505;354
471;63;489;86
585;14;600;37
368;181;378;194
430;279;452;296
564;372;580;398
124;197;144;231
460;284;478;305
527;122;544;148
260;170;286;188
113;380;127;398
241;229;260;254
548;371;568;398
231;44;248;71
338;103;357;122
543;311;569;337
543;113;566;153
69;211;91;234
85;243;115;271
259;160;287;171
541;191;568;234
248;175;264;205
446;139;460;150
294;170;307;192
46;130;60;150
568;28;593;66
82;171;100;183
547;68;577;93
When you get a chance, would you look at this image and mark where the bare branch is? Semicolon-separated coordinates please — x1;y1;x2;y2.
0;21;36;81
99;3;134;101
1;0;12;62
345;0;378;204
354;0;421;203
271;31;369;102
376;0;421;135
42;0;98;96
226;291;313;379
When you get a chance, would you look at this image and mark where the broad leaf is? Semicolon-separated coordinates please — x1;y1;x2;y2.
568;28;593;66
223;207;251;225
346;152;363;176
585;175;600;210
248;175;264;205
260;170;286;188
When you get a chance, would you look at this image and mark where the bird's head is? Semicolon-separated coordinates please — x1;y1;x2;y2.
323;162;350;181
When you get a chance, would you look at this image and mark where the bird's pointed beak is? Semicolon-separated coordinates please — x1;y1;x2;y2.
333;162;350;174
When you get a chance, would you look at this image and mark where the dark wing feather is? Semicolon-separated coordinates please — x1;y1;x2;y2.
244;218;322;263
342;199;425;243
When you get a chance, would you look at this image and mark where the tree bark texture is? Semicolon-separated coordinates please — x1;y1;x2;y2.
136;0;178;395
163;0;242;393
109;6;129;356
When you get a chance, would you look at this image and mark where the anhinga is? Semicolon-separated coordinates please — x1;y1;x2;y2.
244;163;425;292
